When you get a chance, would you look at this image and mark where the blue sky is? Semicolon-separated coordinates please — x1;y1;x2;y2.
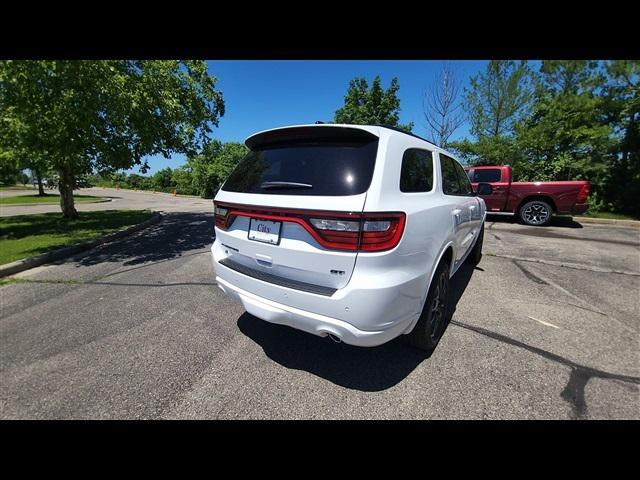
136;60;490;174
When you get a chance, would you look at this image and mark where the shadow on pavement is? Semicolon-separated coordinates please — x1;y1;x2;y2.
450;319;640;419
73;212;214;267
237;263;477;392
486;213;583;229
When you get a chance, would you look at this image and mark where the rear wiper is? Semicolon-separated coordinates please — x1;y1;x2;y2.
260;181;313;189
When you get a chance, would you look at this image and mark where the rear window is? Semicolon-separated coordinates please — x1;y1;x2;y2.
222;138;379;196
468;168;502;183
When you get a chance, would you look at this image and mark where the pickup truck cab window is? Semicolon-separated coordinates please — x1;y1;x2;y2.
468;168;502;183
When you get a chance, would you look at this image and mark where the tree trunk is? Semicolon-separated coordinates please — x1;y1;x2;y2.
35;170;45;196
59;165;78;219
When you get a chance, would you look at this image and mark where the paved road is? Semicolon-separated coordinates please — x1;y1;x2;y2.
1;195;638;419
0;187;213;216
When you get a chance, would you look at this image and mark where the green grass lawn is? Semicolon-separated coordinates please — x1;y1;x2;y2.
0;193;106;206
0;210;153;265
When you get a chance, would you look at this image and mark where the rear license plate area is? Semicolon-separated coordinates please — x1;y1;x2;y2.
248;218;282;245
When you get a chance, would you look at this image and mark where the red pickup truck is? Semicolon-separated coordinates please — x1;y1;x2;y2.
464;165;590;226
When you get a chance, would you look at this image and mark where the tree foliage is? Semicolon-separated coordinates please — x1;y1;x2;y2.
188;141;248;198
87;141;247;198
513;61;613;182
334;76;413;131
0;60;225;217
465;60;534;138
451;60;640;217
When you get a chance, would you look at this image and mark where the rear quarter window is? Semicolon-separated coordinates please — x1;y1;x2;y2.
400;148;433;192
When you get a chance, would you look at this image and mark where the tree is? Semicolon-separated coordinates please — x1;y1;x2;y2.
152;167;175;191
18;171;29;185
0;146;19;185
23;154;51;196
450;60;534;167
465;60;534;139
126;173;146;190
0;60;225;217
334;76;413;131
188;141;247;198
513;61;612;183
600;60;640;215
423;63;466;147
449;136;525;167
171;166;197;196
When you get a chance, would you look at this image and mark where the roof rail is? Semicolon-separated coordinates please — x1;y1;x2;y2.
375;124;438;147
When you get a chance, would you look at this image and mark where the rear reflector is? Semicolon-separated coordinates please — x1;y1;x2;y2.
214;202;405;252
577;183;590;203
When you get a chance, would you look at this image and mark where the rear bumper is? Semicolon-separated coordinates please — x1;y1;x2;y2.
571;203;589;214
211;242;422;347
215;276;412;347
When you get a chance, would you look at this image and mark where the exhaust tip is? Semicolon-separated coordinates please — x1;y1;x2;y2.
327;333;342;343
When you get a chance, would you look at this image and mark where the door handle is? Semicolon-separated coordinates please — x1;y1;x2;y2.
452;208;462;226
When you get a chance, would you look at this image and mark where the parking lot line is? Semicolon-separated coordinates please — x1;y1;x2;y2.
527;316;560;329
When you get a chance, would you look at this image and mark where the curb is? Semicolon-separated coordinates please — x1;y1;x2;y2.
0;212;163;278
573;216;640;227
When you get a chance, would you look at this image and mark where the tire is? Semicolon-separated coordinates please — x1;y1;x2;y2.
465;223;484;265
519;200;553;226
407;260;451;352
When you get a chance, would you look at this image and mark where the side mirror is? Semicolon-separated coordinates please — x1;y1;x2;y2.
476;183;493;196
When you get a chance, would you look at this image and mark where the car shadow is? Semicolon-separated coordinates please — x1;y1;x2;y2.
486;213;583;229
72;212;214;267
237;262;477;392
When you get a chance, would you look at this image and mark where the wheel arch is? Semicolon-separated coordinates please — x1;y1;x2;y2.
517;195;557;213
402;242;455;335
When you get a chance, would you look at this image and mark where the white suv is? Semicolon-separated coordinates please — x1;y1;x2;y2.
212;124;486;351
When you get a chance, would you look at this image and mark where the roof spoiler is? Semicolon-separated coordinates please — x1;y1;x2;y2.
245;125;379;150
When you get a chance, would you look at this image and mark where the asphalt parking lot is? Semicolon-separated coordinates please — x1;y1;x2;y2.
0;187;213;217
1;194;638;419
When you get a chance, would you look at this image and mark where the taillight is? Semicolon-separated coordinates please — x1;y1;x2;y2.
213;202;405;252
577;183;590;203
214;203;229;229
360;214;405;251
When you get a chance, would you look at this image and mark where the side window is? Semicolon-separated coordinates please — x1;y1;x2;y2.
440;155;461;195
400;148;433;192
453;160;474;196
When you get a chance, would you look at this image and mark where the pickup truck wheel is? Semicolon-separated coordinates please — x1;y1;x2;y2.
465;223;484;265
519;200;553;226
407;261;451;352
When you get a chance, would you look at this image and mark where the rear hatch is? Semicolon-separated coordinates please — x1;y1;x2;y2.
213;125;400;292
